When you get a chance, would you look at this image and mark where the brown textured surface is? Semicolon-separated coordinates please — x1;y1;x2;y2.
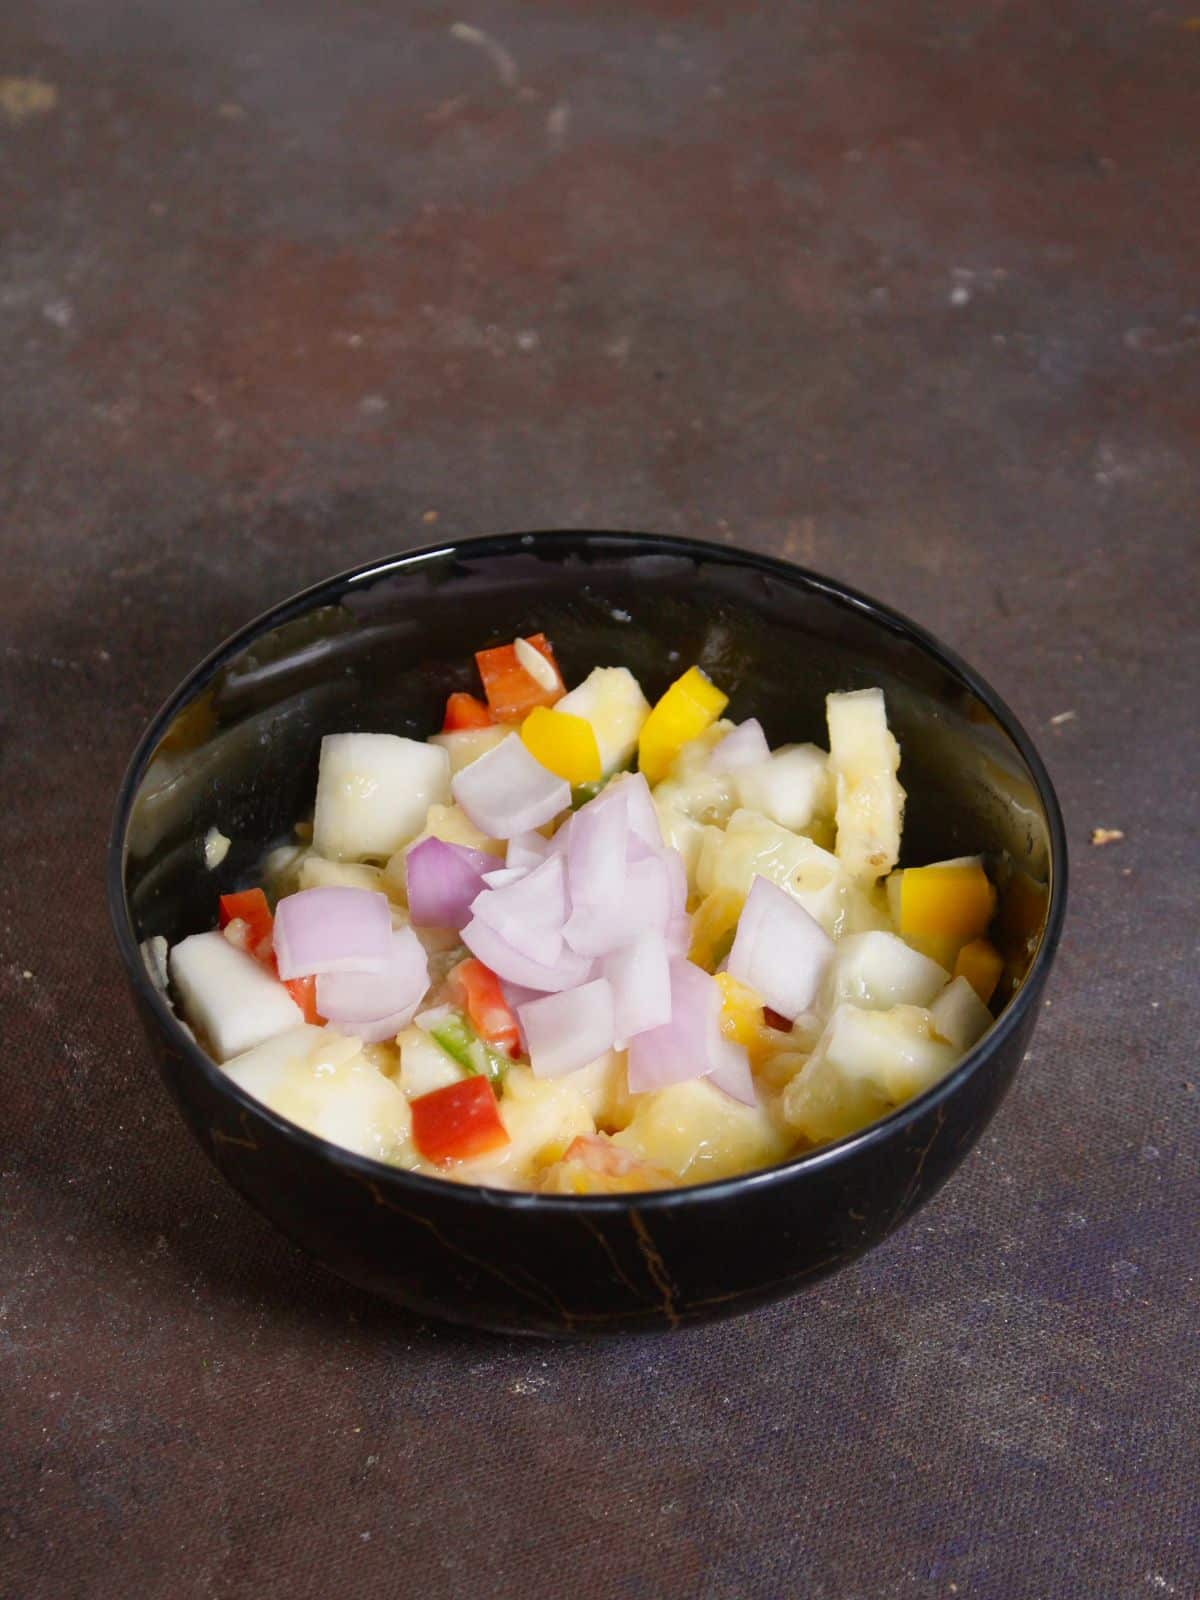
2;2;1198;1596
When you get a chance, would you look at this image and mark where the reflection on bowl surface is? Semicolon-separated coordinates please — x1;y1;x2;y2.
110;533;1066;1335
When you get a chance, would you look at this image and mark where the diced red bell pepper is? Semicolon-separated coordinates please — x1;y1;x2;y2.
451;958;522;1059
220;888;323;1022
474;633;564;723
411;1077;510;1165
284;973;322;1024
219;889;274;961
442;692;494;732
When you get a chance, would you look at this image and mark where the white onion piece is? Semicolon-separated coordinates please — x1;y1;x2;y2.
566;786;627;915
627;959;726;1093
451;734;570;839
709;718;770;774
315;925;429;1026
707;1040;757;1105
461;916;592;992
507;831;551;872
726;874;834;1020
471;853;569;963
604;935;672;1046
406;837;502;929
519;979;615;1078
563;855;671;956
274;887;394;979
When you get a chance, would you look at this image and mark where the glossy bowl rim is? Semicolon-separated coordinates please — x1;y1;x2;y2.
107;530;1068;1213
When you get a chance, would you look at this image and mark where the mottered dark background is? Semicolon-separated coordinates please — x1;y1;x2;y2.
1;3;1197;1597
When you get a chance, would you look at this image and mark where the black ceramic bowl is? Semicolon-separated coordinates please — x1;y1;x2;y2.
109;532;1066;1336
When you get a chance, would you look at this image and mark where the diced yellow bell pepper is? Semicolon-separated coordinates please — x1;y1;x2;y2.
637;666;729;785
714;972;782;1067
689;888;744;973
899;864;996;945
954;938;1004;1004
914;933;962;972
715;972;762;1048
520;706;602;785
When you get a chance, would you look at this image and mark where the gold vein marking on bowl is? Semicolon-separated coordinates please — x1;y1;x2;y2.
357;1177;569;1324
628;1210;682;1330
580;1216;647;1305
893;1103;947;1227
209;1112;260;1152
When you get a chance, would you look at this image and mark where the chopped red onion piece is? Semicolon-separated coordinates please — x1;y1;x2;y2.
461;916;592;993
707;1040;757;1105
498;979;542;1014
481;866;527;889
471;853;569;963
609;772;662;846
660;847;688;917
337;1007;423;1045
563;855;672;956
498;979;541;1051
664;916;691;957
315;925;430;1025
627;959;726;1093
451;733;570;838
625;833;685;913
506;831;551;872
726;874;834;1019
566;786;627;915
709;718;769;774
273;887;394;979
604;935;672;1046
406;837;502;929
519;979;615;1078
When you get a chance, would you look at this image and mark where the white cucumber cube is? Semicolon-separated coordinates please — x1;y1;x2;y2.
169;931;303;1062
826;688;905;884
826;931;949;1011
783;1003;959;1144
930;975;994;1051
733;744;833;833
556;667;651;774
223;1024;412;1161
313;733;450;861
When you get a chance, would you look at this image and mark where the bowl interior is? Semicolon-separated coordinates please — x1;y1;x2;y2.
117;534;1057;1021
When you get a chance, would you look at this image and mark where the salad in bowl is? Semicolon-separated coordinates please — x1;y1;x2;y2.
157;631;1019;1194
